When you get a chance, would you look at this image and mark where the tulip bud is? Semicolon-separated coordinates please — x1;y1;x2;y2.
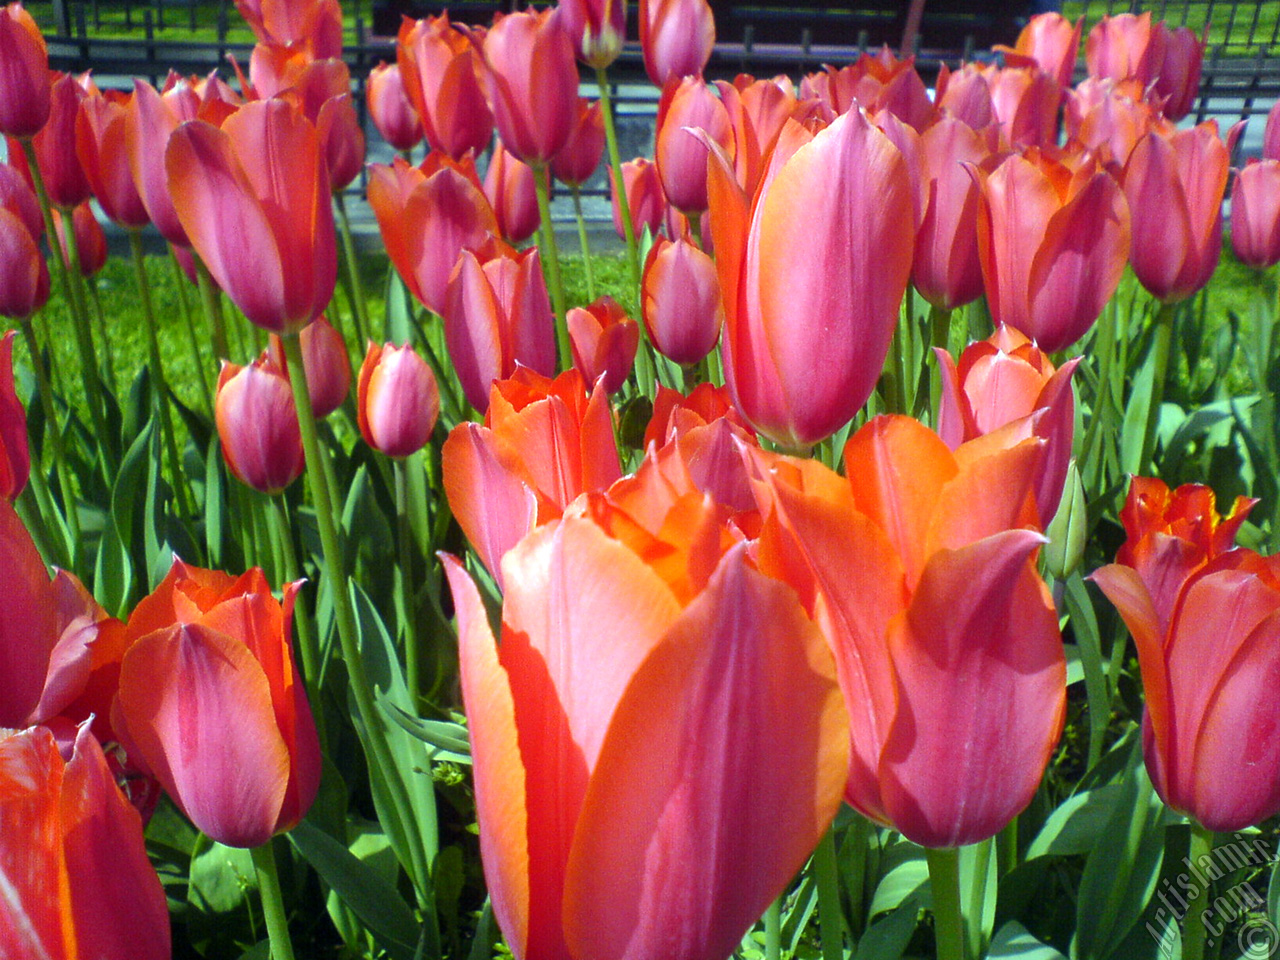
1086;12;1165;88
567;296;638;394
558;0;626;69
215;358;305;494
0;3;51;139
1153;25;1206;122
655;76;732;215
1266;99;1280;161
316;92;365;192
366;61;423;153
0;163;50;320
396;13;493;161
985;64;1062;149
642;235;723;365
75;89;150;228
550;98;605;188
126;76;201;247
484;139;541;244
0;331;29;500
357;341;440;458
610;157;665;240
1230;160;1280;270
912;116;989;312
267;315;351;418
31;72;93;209
53;203;107;276
639;0;715;86
1043;461;1087;580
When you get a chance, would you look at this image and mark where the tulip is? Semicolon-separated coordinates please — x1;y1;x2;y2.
707;110;913;449
1266;99;1280;161
113;559;321;848
126;76;201;247
550;97;605;188
484;139;540;244
167;97;337;334
558;0;625;69
266;314;351;418
1092;479;1280;832
936;325;1079;525
610;157;665;240
357;341;440;458
0;332;27;501
567;296;638;394
75;88;150;228
0;722;170;960
932;62;996;131
215;357;306;494
442;478;848;960
53;203;107;276
973;149;1130;352
800;48;934;132
1122;121;1232;303
714;74;801;195
1085;12;1165;88
235;0;342;56
30;71;93;209
1231;160;1280;270
1063;77;1166;171
481;8;579;166
641;234;723;365
984;64;1062;149
1153;25;1206;122
367;61;423;153
749;414;1064;848
443;246;558;413
0;496;57;726
655;76;733;216
639;0;715;86
368;153;498;316
993;12;1083;89
396;13;493;161
442;368;620;586
644;381;752;450
0;162;50;320
0;3;50;139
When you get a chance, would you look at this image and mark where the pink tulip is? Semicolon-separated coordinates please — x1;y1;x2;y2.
30;71;92;208
800;48;934;132
396;13;493;161
994;12;1083;89
266;314;351;418
234;0;342;56
558;0;626;69
655;75;732;215
1154;25;1206;121
0;496;57;726
1064;78;1167;171
75;89;149;228
567;296;639;394
52;203;106;276
0;161;49;320
715;74;801;195
126;76;201;247
0;331;28;500
641;234;723;365
0;3;51;139
215;357;306;494
1265;99;1280;161
367;61;423;153
933;62;996;130
1231;160;1280;270
609;157;665;240
484;139;540;244
639;0;715;86
550;97;604;188
357;341;440;458
1086;12;1165;88
984;64;1062;149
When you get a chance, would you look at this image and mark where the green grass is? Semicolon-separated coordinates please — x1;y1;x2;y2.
1062;1;1280;49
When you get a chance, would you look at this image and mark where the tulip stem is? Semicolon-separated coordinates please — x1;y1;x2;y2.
168;247;213;415
965;838;993;959
195;255;230;362
334;192;370;348
533;164;570;368
1138;300;1177;476
813;825;844;960
763;897;781;960
19;318;79;558
927;304;952;429
250;840;296;960
596;66;641;290
926;846;967;960
394;457;422;706
268;494;324;745
87;284;117;394
1182;822;1216;960
688;211;702;250
570;185;597;301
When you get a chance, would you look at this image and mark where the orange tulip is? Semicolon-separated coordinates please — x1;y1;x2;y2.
484;138;540;244
216;356;306;494
0;3;51;139
714;74;803;195
641;234;723;365
357;341;441;458
1231;159;1280;270
567;296;638;394
113;559;321;848
396;13;493;161
643;381;753;451
1063;77;1167;171
366;61;423;153
442;457;847;960
707;109;913;448
638;0;715;86
750;414;1064;847
993;12;1082;89
0;161;49;320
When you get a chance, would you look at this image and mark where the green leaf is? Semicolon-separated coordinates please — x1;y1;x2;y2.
204;436;225;568
870;845;929;916
989;921;1068;959
378;695;471;764
1062;573;1110;771
93;520;132;619
1119;355;1155;476
1025;785;1124;860
852;897;921;960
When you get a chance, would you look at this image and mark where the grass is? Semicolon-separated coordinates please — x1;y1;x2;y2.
1062;0;1280;49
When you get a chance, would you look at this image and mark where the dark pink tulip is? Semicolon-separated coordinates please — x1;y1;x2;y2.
357;341;440;458
0;496;57;725
396;13;493;161
216;357;305;494
0;3;51;139
0;162;49;320
126;76;201;246
558;0;626;69
75;89;149;228
642;234;723;365
610;157;665;240
53;203;106;276
31;71;92;208
315;92;364;191
267;314;351;418
1231;160;1280;270
655;75;732;215
1154;25;1206;121
994;12;1083;89
484;139;540;244
0;332;28;500
568;296;638;394
367;61;423;153
639;0;715;86
551;97;605;188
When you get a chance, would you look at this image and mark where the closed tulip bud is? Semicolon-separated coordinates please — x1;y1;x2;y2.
267;314;351;418
32;71;93;208
366;61;423;152
126;76;201;247
113;560;322;848
484;139;540;244
610;157;665;240
0;163;50;320
357;341;440;458
316;92;364;192
0;3;51;139
215;357;305;494
75;89;150;228
550;97;604;187
1231;160;1280;270
639;0;715;86
53;203;106;276
1266;99;1280;161
1043;461;1087;580
993;12;1083;89
642;234;723;364
0;332;28;500
396;13;494;161
656;76;733;215
1154;25;1206;121
568;296;638;394
558;0;625;69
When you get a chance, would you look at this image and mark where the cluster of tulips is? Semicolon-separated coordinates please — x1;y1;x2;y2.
3;0;1280;957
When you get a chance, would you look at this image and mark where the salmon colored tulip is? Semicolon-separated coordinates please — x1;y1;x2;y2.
643;381;753;451
641;234;723;365
481;9;578;166
567;296;638;394
933;62;996;131
994;12;1083;89
1231;160;1280;270
1085;12;1165;88
558;0;625;69
266;314;351;418
974;149;1130;351
30;71;93;209
484;139;540;244
367;61;423;152
1122;121;1232;303
357;341;440;458
0;722;170;960
749;414;1064;847
936;326;1079;525
442;368;620;586
75;89;149;227
126;76;201;246
707;110;913;449
0;332;27;500
550;98;604;188
442;475;848;960
1064;78;1167;171
235;0;341;57
1092;479;1280;831
639;0;715;86
443;246;558;413
983;64;1062;149
216;357;306;494
0;3;50;139
714;74;803;195
167;98;337;334
368;153;498;316
610;157;665;240
53;203;106;276
0;161;49;320
113;559;321;848
800;49;933;132
396;14;493;161
655;76;733;215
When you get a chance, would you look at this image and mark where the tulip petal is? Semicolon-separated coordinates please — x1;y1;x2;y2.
0;497;58;727
880;530;1064;848
927;435;1044;555
563;546;848;960
975;155;1059;332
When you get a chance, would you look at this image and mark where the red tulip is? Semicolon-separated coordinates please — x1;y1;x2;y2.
53;203;106;276
641;234;723;365
558;0;625;69
0;722;170;960
266;314;351;418
484;139;540;244
993;12;1083;89
442;368;620;586
707;110;913;449
567;296;638;394
550;97;604;188
1092;479;1280;831
215;357;306;494
0;332;27;500
974;149;1130;352
750;414;1063;847
30;71;93;208
126;76;201;247
167;97;337;334
443;246;558;413
0;3;50;139
396;13;493;161
357;341;440;458
609;157;665;240
367;61;423;153
75;88;150;228
639;0;715;86
0;161;49;320
368;153;498;316
1231;160;1280;270
655;75;733;215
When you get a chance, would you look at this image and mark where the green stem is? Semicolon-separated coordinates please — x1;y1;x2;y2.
533;164;569;367
394;457;421;706
53;205;111;452
1138;300;1177;476
334;191;370;347
926;847;966;960
927;303;952;429
570;185;597;301
168;246;213;415
596;65;640;290
19;318;80;554
763;897;781;960
813;825;844;960
688;211;702;249
965;839;993;960
996;815;1018;878
249;840;296;960
1182;822;1216;960
195;255;230;362
16;471;67;570
267;495;323;742
88;283;117;392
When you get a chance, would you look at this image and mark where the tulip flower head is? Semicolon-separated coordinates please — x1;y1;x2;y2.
126;75;202;247
567;296;639;394
1231;159;1280;270
367;61;424;152
610;157;666;240
484;139;541;244
75;88;150;228
558;0;626;69
993;12;1083;89
266;314;351;418
0;3;51;139
397;13;494;161
638;0;716;86
641;234;724;365
800;48;934;132
551;97;605;188
215;356;306;495
655;75;733;215
53;203;107;276
357;341;441;459
0;161;50;320
31;71;93;209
